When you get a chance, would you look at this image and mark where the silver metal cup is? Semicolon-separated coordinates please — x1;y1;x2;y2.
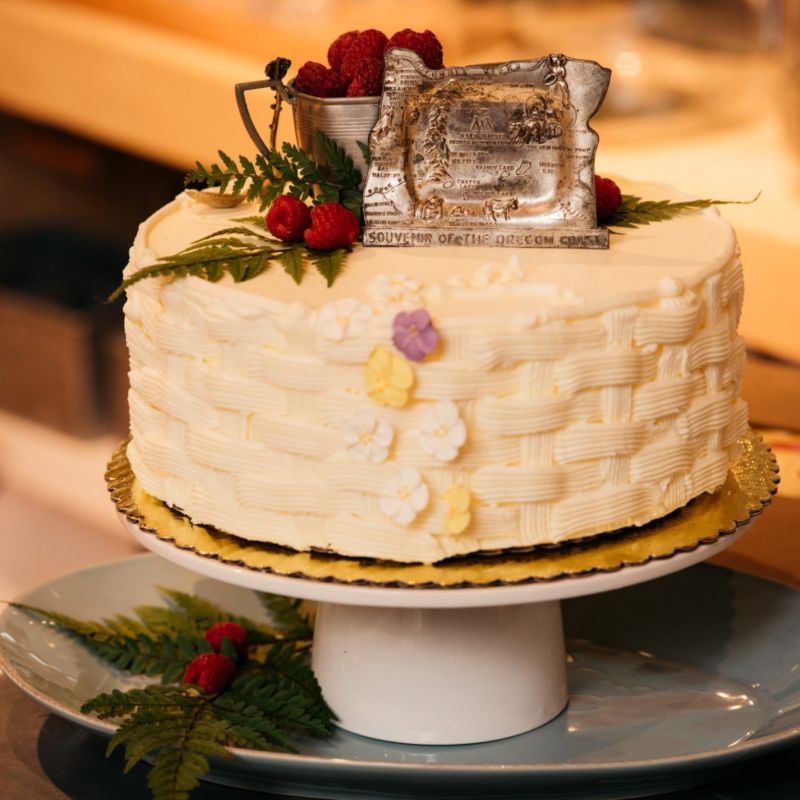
235;75;379;183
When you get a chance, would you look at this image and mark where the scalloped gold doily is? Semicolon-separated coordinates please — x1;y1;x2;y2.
106;431;778;588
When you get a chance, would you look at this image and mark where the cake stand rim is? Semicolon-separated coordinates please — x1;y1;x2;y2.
110;430;778;602
123;513;756;608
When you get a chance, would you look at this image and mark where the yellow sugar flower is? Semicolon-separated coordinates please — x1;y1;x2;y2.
365;346;414;408
443;484;472;535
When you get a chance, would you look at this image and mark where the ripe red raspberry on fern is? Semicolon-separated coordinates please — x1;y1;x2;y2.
266;195;311;242
182;653;236;694
204;622;248;660
595;175;623;221
304;202;361;250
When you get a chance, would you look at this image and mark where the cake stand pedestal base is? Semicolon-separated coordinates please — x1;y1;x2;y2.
124;514;758;746
312;601;567;744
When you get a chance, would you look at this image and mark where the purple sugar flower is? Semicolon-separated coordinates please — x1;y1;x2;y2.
392;309;439;362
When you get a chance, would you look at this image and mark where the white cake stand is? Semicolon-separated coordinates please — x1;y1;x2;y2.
125;515;754;747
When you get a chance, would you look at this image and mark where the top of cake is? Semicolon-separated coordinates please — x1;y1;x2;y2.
130;179;736;321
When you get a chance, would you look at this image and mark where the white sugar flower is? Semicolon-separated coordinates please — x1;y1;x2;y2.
317;298;373;342
380;468;429;525
341;412;393;463
369;274;422;310
420;401;467;462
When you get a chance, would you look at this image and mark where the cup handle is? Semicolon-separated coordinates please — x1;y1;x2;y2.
234;79;294;156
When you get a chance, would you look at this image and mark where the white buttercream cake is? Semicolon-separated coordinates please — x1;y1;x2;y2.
123;180;748;564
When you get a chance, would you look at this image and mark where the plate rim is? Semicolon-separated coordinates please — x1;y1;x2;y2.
1;552;799;777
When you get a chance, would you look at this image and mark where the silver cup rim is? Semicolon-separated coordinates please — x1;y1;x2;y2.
288;79;381;106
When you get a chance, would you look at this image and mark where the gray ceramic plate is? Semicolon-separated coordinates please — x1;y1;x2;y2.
1;554;798;800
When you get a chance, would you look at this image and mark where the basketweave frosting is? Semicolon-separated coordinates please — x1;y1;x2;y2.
124;180;748;563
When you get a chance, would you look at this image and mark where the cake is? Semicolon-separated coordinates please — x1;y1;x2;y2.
123;180;748;564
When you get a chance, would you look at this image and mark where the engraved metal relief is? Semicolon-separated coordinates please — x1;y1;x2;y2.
363;52;611;249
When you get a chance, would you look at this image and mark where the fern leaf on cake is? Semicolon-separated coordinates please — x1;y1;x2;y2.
307;247;347;287
605;194;759;230
314;131;364;216
107;232;292;301
185;135;363;215
278;246;307;284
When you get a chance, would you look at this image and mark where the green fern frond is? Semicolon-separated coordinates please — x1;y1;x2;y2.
258;594;314;641
144;707;231;800
106;230;293;301
356;140;372;167
604;193;759;230
214;655;335;745
87;687;230;800
35;585;336;800
120;137;365;301
11;603;209;679
278;246;306;284
156;590;228;630
307;247;347;287
231;215;268;227
82;686;200;719
156;588;285;646
314;131;364;218
315;131;362;190
265;644;330;711
184;135;364;218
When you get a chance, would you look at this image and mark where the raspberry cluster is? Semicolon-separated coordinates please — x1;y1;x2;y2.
293;28;444;99
266;195;361;250
182;621;249;694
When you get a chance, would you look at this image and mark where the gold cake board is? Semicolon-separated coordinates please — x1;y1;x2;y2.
106;431;778;589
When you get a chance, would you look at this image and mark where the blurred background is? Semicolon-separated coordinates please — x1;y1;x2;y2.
0;0;798;594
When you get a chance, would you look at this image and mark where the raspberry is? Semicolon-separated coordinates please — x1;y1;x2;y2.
347;58;384;97
266;195;311;242
384;29;444;70
340;29;388;81
328;30;360;73
204;622;248;660
304;202;361;250
595;175;623;221
182;653;236;694
294;61;348;98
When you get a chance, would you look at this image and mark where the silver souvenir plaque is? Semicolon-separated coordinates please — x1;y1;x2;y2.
363;52;611;249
